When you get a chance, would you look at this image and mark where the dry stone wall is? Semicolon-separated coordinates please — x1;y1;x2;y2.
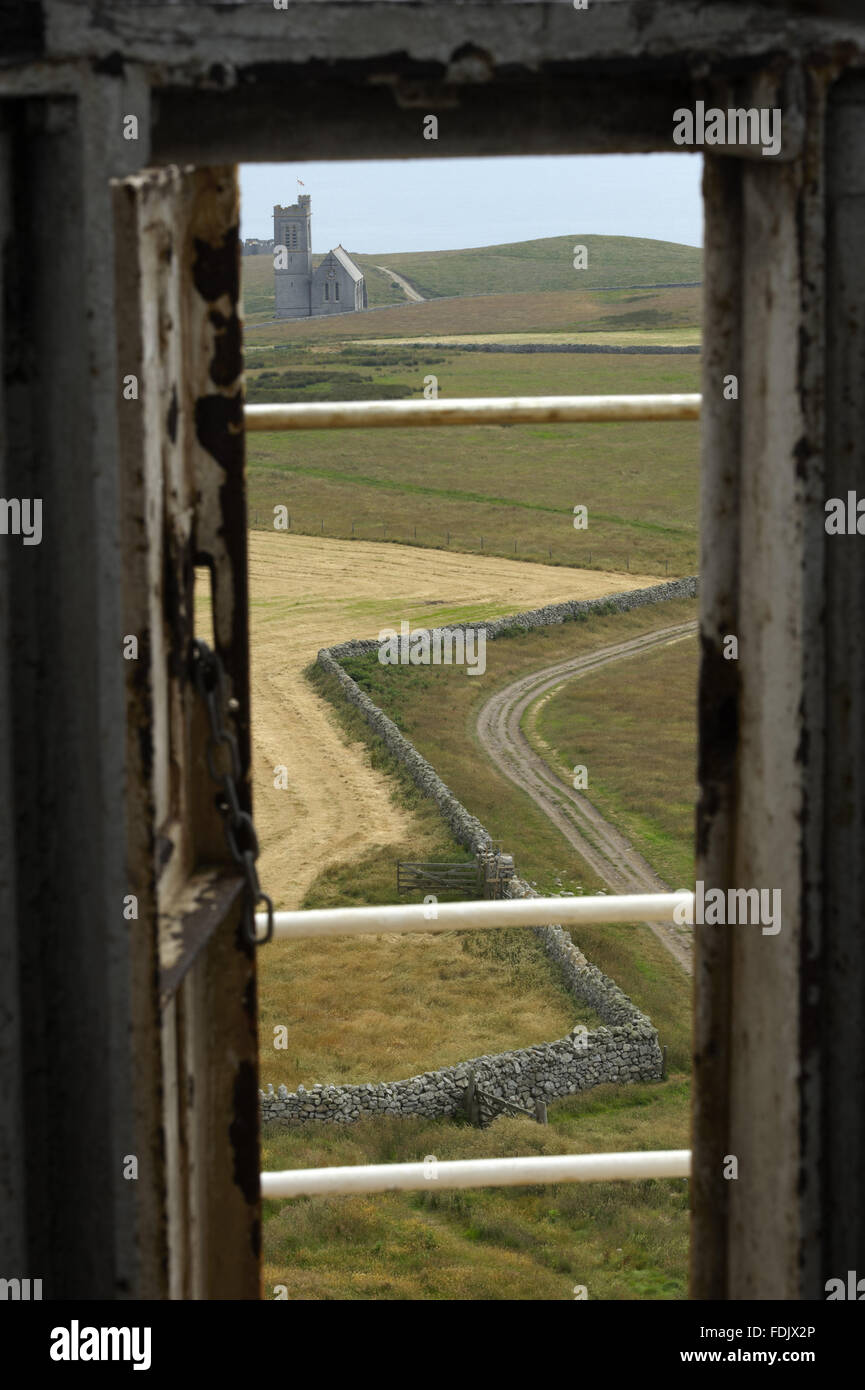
261;580;696;1128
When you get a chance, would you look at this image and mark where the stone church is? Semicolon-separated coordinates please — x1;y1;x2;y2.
273;194;367;318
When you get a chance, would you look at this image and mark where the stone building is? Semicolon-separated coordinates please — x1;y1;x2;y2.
273;195;367;318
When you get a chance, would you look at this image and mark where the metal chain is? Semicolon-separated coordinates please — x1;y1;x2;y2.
191;638;273;946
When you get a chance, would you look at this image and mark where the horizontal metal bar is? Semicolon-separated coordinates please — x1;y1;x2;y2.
244;394;701;431
261;1149;692;1199
256;891;693;940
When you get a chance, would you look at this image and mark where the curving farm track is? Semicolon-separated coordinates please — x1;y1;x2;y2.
476;622;698;973
374;265;426;302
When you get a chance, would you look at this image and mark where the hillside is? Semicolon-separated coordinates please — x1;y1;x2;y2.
352;234;702;300
244;285;701;345
242;233;703;324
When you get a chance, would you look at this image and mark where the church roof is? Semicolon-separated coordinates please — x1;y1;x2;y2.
330;245;364;283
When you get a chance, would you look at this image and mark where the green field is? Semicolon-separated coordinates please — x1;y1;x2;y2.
324;598;696;1074
263;1085;690;1300
261;601;696;1300
245;347;700;574
529;631;699;890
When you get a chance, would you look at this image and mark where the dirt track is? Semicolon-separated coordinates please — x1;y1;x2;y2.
374;265;425;302
476;623;698;972
247;531;658;909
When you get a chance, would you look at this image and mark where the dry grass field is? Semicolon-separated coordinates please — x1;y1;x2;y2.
237;539;696;1300
196;534;656;1089
244;284;701;344
241;530;657;911
354;329;700;347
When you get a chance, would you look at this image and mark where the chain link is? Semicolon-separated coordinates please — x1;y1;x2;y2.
191;638;273;946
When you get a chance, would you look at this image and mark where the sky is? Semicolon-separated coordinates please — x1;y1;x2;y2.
240;154;703;254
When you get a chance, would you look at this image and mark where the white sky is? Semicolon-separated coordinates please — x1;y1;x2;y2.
240;154;703;254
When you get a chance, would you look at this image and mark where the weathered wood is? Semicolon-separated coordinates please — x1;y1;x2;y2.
0;88;141;1299
692;64;855;1299
807;67;865;1297
115;162;259;1298
41;1;865;73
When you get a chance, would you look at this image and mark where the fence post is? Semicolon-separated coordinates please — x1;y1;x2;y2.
463;1069;481;1127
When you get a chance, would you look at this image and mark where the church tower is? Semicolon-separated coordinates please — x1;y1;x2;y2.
273;194;312;318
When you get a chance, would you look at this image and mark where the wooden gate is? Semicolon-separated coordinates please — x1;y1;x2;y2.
397;861;483;894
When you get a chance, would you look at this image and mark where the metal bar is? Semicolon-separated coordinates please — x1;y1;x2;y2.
256;891;693;940
261;1150;692;1199
245;394;701;432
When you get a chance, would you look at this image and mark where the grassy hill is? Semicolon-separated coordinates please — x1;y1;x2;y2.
353;235;702;300
242;233;702;324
